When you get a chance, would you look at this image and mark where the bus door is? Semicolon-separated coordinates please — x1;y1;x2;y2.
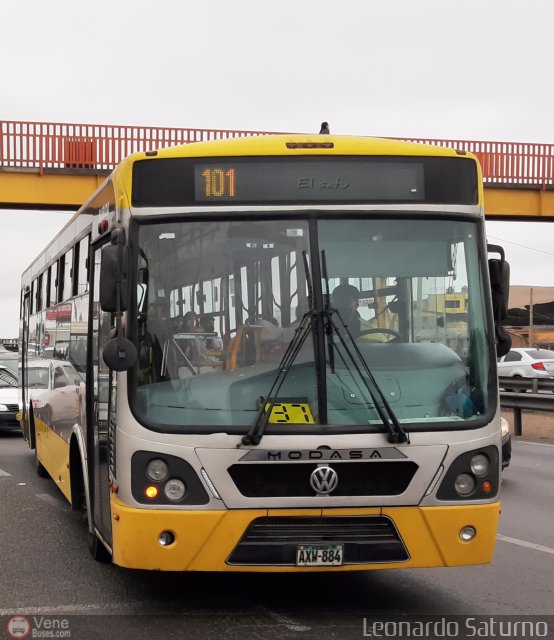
88;242;115;546
20;288;32;443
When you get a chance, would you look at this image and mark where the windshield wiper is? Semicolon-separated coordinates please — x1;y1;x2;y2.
240;252;314;447
321;251;409;445
240;249;409;447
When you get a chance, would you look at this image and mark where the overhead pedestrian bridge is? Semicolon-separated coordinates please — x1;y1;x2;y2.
0;120;553;219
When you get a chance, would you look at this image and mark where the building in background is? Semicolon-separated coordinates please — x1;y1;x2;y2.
503;286;554;349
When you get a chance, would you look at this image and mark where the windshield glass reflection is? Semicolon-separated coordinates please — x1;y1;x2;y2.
131;217;490;432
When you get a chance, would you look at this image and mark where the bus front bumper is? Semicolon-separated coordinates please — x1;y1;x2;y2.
110;497;500;572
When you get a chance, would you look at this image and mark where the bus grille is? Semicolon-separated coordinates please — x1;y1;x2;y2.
227;516;409;565
228;461;417;497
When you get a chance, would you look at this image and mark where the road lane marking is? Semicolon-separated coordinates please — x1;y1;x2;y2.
0;603;256;616
497;533;554;555
0;603;140;615
255;605;311;632
0;468;11;477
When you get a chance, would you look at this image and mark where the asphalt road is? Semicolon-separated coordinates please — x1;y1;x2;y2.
0;433;553;640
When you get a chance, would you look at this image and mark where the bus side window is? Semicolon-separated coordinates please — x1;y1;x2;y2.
63;248;73;301
57;256;65;303
36;274;43;311
77;235;90;295
50;262;58;307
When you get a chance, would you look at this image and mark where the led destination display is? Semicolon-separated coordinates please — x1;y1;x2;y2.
132;156;477;207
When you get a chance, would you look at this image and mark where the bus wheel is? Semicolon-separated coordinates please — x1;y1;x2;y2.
88;531;112;563
35;449;48;478
73;455;111;563
31;410;48;478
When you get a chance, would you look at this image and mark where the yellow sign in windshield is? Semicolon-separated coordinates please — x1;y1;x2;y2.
266;401;315;424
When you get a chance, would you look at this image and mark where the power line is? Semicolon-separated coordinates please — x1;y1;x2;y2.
487;235;554;257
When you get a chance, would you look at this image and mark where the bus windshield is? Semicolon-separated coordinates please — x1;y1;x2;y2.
130;216;491;433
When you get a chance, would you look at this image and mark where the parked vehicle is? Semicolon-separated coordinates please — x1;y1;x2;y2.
0;346;18;378
497;348;554;380
23;359;80;429
500;416;511;469
0;365;20;433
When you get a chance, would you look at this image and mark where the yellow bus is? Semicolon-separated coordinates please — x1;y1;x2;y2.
20;133;511;571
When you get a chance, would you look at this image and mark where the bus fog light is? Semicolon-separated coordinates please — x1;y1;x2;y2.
158;530;175;546
164;478;186;501
454;473;476;496
470;453;489;476
460;526;476;542
147;458;169;482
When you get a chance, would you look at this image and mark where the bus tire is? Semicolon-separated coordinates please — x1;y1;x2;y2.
35;451;48;478
31;409;48;478
88;531;112;563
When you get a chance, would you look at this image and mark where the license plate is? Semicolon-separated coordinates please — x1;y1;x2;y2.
296;544;343;566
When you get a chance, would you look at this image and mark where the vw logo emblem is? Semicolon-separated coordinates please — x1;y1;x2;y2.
310;466;338;495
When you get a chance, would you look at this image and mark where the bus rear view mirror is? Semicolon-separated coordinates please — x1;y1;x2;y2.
100;244;129;313
487;244;510;322
487;244;511;357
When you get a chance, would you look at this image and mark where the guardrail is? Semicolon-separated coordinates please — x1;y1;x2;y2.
499;376;554;436
396;137;554;187
1;120;554;186
0;120;283;175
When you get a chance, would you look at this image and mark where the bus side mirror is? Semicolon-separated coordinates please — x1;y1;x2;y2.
100;244;129;312
487;247;510;322
488;244;511;357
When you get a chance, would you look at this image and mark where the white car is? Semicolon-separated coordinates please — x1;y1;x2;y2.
497;348;554;380
24;360;80;428
0;365;21;433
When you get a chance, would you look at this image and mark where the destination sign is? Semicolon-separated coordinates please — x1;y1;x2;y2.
132;156;478;207
193;160;424;203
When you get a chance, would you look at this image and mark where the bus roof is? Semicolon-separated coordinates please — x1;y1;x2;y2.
21;135;482;282
111;134;482;209
115;134;476;174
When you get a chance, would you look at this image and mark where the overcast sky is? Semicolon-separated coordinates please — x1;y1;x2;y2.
1;0;553;336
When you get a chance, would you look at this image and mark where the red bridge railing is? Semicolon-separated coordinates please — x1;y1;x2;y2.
0;121;282;175
1;120;553;187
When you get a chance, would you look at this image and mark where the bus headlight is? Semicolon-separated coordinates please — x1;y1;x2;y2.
164;478;186;501
132;451;210;505
437;446;499;501
146;458;169;482
454;473;476;496
470;454;489;476
0;404;8;412
500;417;510;438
